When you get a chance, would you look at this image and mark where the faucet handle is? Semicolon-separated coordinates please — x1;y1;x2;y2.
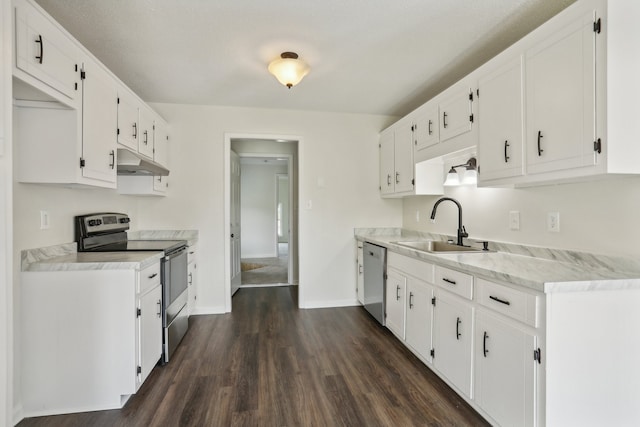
461;226;469;238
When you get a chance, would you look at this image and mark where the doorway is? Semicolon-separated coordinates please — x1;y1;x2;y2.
224;135;300;312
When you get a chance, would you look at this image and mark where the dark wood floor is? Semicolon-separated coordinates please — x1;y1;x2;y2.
19;287;489;427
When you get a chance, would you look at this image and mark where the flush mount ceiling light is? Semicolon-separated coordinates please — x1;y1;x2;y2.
268;52;310;89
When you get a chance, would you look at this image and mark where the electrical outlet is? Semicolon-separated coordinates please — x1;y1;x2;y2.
509;211;520;231
40;210;50;230
547;211;560;232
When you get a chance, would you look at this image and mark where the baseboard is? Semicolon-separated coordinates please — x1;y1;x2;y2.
190;305;226;315
301;299;361;309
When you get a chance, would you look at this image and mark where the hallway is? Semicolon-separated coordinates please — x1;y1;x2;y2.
240;243;289;286
17;287;488;426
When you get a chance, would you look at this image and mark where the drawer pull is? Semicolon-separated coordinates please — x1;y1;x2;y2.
483;331;489;357
489;295;511;306
409;292;414;309
148;273;158;279
456;317;461;340
35;34;43;64
442;278;457;285
157;300;161;317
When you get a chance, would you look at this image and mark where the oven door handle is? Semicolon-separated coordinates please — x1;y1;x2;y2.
164;248;187;261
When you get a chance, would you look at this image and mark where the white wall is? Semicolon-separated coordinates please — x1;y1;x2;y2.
240;162;287;258
143;103;402;310
403;176;640;258
1;0;12;424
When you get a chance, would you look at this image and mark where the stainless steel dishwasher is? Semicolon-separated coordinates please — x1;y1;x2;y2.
363;242;386;325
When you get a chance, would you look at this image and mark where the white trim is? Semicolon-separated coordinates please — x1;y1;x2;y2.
239;283;291;288
302;299;362;309
190;306;227;316
224;133;303;311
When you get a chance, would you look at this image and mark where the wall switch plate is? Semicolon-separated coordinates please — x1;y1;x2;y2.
416;210;420;222
547;211;560;232
305;200;313;210
40;210;50;229
509;211;520;230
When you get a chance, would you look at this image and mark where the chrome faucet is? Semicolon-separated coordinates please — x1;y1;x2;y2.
430;197;468;246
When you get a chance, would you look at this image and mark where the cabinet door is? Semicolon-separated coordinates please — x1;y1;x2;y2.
385;269;406;339
153;118;169;167
187;259;197;315
393;123;414;193
414;104;439;151
81;58;117;184
356;243;364;304
439;85;473;143
152;175;168;193
139;285;162;385
379;128;395;195
405;278;434;364
478;56;525;181
433;290;473;398
117;91;139;151
475;311;536;427
526;9;598;175
138;107;155;159
15;1;81;101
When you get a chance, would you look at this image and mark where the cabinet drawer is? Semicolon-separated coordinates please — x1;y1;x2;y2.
434;266;473;300
139;262;161;294
476;278;538;327
388;251;434;283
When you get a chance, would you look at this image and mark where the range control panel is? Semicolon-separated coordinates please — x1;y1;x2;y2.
75;212;131;237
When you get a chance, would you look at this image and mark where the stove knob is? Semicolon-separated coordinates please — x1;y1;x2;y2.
119;218;130;224
88;219;97;226
96;219;103;225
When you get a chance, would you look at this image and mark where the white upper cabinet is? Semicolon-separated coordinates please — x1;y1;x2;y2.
80;57;118;184
138;106;155;159
393;120;415;194
477;56;525;183
525;9;597;176
153;116;169;168
14;0;81;103
117;90;139;151
414;103;439;151
439;83;474;143
379;127;396;196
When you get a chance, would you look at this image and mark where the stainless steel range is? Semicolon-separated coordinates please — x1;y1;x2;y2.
75;212;189;364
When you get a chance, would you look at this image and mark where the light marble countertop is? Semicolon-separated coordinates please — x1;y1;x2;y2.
23;251;162;272
127;230;199;246
355;228;640;293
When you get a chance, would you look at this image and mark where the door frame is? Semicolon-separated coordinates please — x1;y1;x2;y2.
275;172;290;259
224;133;302;312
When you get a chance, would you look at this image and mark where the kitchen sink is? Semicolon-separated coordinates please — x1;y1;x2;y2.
391;240;490;253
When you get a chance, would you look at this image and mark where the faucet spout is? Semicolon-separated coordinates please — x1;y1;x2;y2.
430;197;468;246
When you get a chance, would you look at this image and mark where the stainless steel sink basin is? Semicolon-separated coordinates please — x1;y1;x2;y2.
392;240;489;253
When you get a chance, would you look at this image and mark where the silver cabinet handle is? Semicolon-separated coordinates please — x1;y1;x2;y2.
156;300;161;317
396;285;401;301
133;123;137;139
148;273;158;279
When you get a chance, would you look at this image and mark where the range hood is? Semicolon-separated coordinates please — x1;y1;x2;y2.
117;148;170;176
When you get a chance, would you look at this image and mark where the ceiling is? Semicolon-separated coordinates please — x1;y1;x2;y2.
34;0;575;117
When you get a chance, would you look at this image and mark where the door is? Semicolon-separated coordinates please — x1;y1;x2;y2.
475;311;536;427
439;84;473;143
393;122;414;193
138;106;154;159
379;128;395;195
230;150;242;295
414;104;439;151
81;58;118;184
276;173;290;259
526;9;598;175
385;268;406;339
406;278;434;364
478;56;525;181
433;289;474;398
139;285;162;386
116;90;139;151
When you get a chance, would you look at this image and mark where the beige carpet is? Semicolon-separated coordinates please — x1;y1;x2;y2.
240;256;288;285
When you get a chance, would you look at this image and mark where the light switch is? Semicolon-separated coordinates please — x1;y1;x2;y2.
40;210;50;229
509;211;520;230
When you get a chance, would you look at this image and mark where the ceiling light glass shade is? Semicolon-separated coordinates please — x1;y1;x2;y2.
443;168;460;186
462;169;478;185
268;52;310;89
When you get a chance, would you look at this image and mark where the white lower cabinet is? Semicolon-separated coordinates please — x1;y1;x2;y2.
138;284;162;386
356;242;364;304
405;277;434;364
385;268;406;339
187;244;198;315
475;310;537;427
433;289;474;398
